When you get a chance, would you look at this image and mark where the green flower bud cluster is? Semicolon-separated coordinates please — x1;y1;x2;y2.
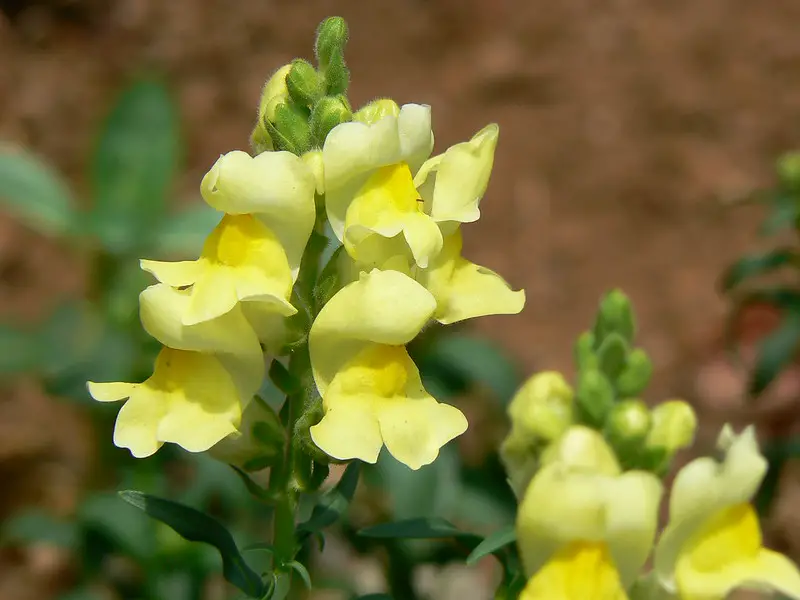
250;16;353;156
501;290;698;494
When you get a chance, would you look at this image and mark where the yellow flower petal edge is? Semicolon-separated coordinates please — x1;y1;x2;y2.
323;104;433;243
309;268;436;395
308;269;467;469
87;348;249;458
418;227;524;324
673;502;800;600
517;463;662;588
519;541;628;600
138;283;265;400
343;162;442;268
414;123;499;225
141;214;296;326
200;150;316;279
655;425;800;599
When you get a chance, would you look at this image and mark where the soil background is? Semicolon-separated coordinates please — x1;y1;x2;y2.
2;1;800;598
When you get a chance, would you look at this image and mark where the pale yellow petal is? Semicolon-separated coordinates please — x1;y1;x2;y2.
201;150;315;278
604;472;663;587
420;229;524;323
139;283;261;356
184;268;239;326
140;259;203;287
401;211;443;269
309;394;383;463
656;426;769;589
310;269;436;395
323;116;403;241
377;396;466;470
519;542;629;600
112;392;166;458
147;349;246;453
397;103;434;175
674;503;800;600
415;123;498;224
241;302;291;354
87;381;135;402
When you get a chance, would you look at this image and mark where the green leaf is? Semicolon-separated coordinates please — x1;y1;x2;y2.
358;517;479;541
90;79;179;255
750;311;800;397
287;560;312;589
230;465;276;503
374;445;460;521
418;333;520;404
154;203;221;257
297;461;361;536
0;146;76;237
721;249;800;292
119;490;267;597
269;359;301;395
2;510;79;548
465;525;516;565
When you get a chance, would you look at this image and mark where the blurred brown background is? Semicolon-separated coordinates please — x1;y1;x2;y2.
2;0;800;597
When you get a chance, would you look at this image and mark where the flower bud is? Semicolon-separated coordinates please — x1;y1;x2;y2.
645;399;697;454
508;371;574;443
615;348;653;397
605;399;651;468
354;98;400;125
286;59;323;109
596;332;629;381
258;64;292;121
499;432;540;499
540;425;620;476
207;398;285;471
594;289;635;344
575;368;615;427
271;101;312;155
310;95;352;146
315;16;348;71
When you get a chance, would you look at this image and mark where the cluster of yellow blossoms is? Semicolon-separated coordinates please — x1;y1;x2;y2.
87;89;524;471
506;372;800;600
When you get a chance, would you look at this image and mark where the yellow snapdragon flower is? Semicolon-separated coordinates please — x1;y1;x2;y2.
308;268;467;469
654;425;800;600
141;150;316;326
517;429;662;600
87;285;265;458
323;101;499;270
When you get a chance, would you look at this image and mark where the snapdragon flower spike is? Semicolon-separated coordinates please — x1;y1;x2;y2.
516;430;662;600
308;269;467;470
87;287;265;458
654;425;800;600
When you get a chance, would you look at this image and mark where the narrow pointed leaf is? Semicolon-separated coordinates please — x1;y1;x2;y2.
358;517;480;542
750;311;800;397
119;491;266;597
465;525;516;565
0;147;76;236
297;461;360;536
